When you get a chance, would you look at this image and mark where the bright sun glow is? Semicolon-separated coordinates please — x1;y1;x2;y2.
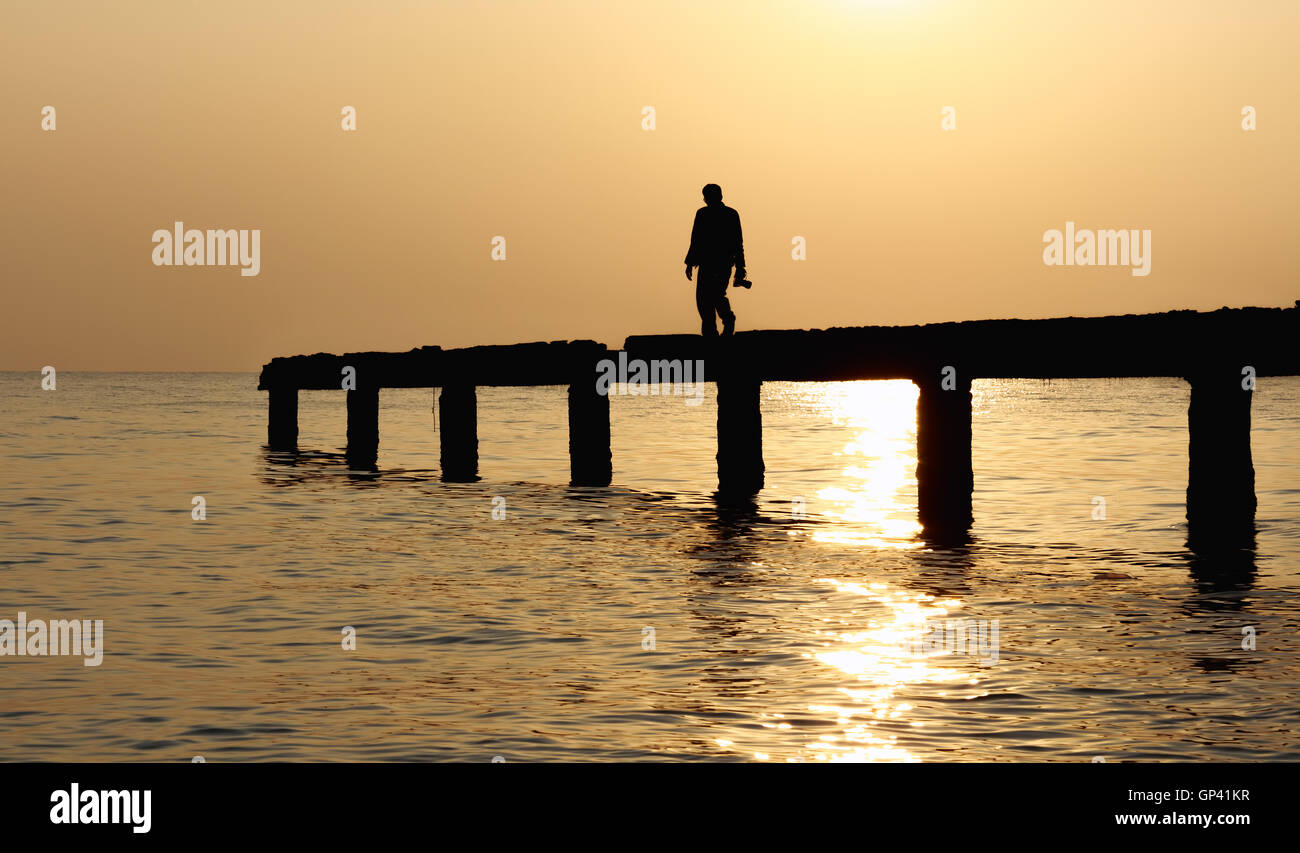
809;380;922;549
802;579;973;762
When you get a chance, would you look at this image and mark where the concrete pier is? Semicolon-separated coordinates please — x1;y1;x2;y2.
267;387;297;451
1186;368;1256;548
257;303;1299;541
345;385;379;466
914;366;974;532
715;377;764;495
438;384;479;482
567;355;613;487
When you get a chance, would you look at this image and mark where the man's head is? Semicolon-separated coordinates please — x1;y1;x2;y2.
701;183;723;206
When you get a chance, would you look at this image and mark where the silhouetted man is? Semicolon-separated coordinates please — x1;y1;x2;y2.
684;183;746;337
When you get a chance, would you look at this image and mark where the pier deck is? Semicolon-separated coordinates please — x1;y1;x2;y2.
258;304;1299;545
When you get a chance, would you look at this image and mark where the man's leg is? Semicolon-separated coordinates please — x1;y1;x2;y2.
714;268;736;335
697;265;731;337
695;276;717;337
717;278;735;336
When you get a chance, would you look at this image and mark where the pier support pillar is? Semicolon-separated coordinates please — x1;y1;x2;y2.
1186;370;1255;549
568;374;612;487
716;377;764;495
267;387;298;451
915;369;974;533
346;385;379;467
439;384;479;482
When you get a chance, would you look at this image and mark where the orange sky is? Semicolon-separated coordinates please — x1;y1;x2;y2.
3;0;1296;370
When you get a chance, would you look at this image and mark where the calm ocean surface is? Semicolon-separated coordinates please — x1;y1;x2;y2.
2;372;1298;762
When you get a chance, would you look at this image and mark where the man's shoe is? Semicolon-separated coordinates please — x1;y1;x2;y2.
722;317;736;337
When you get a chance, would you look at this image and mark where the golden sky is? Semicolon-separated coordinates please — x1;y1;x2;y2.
3;0;1296;370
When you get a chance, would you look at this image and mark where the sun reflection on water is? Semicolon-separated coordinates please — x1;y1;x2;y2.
788;382;975;761
808;380;922;549
798;579;978;762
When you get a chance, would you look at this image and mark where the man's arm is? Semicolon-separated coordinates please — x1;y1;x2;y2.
732;210;746;277
685;208;703;279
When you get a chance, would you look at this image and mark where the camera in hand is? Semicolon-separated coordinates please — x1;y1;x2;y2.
734;276;753;289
